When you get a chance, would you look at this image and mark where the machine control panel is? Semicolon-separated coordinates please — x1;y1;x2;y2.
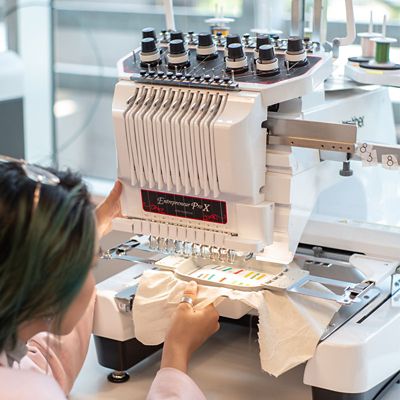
122;28;323;91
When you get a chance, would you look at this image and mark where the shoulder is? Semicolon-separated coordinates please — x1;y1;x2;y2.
0;366;66;399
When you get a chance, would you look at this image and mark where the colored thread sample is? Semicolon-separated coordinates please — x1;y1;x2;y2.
189;264;274;288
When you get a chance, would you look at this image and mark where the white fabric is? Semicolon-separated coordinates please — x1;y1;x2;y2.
132;270;340;377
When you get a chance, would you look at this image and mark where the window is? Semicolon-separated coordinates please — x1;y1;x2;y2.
53;0;254;180
2;0;400;185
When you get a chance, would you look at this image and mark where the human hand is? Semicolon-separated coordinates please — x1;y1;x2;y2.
95;180;122;239
161;281;220;373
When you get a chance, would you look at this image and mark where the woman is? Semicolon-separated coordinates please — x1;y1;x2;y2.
0;158;219;399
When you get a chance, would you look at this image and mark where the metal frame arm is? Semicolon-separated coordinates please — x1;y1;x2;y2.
332;0;356;57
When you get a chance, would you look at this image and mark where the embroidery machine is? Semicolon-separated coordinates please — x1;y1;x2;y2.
93;1;400;398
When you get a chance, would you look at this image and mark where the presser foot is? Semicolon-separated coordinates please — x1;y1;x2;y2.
107;371;130;383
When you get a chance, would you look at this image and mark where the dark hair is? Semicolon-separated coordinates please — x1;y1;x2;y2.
0;162;96;352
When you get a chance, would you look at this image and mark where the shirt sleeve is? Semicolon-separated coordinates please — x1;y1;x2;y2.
147;368;207;400
18;293;96;395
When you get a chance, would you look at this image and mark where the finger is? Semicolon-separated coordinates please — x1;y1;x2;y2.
102;181;122;213
96;181;122;217
196;304;219;321
202;304;219;315
177;302;194;312
183;281;198;301
108;180;123;203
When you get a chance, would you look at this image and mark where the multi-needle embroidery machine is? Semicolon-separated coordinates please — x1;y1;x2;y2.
93;1;400;398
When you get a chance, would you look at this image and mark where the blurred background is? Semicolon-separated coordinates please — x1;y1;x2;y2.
1;0;400;188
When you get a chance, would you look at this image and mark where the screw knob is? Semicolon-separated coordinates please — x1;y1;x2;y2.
226;34;241;47
287;36;304;53
142;27;156;40
259;44;275;61
169;39;186;55
141;37;157;53
228;43;245;60
170;30;184;41
198;32;214;47
256;35;271;49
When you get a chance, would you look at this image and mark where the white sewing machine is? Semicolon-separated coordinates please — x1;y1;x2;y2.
93;1;400;398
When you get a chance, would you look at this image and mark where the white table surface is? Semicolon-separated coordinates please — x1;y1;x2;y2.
70;321;400;400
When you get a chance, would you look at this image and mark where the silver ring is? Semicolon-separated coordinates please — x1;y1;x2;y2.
180;296;194;306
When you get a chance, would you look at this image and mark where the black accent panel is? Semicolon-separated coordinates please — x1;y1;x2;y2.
0;98;24;158
141;189;228;225
312;370;400;400
94;335;162;371
124;49;321;88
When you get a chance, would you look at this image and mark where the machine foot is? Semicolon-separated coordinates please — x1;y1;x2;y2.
108;371;130;383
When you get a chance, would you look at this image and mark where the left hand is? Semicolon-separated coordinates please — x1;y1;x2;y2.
95;180;122;238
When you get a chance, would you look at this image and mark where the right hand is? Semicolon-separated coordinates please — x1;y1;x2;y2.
161;281;220;373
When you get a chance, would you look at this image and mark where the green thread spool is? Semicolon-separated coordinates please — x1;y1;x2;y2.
372;37;397;64
375;41;390;63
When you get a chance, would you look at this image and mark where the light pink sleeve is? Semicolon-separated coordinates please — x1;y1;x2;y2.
18;294;96;395
0;367;68;400
147;368;207;400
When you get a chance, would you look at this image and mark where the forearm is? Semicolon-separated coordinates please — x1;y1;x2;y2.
160;342;190;374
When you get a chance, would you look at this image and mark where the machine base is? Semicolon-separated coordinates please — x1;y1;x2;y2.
312;370;400;400
94;335;162;374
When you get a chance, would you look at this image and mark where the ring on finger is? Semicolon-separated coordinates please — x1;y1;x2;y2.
180;296;194;307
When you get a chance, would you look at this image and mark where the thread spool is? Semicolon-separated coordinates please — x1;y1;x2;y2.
358;32;382;58
205;16;234;37
371;37;396;64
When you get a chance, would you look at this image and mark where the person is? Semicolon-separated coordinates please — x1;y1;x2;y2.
0;157;220;399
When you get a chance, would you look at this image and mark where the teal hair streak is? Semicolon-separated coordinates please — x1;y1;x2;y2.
0;182;95;352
